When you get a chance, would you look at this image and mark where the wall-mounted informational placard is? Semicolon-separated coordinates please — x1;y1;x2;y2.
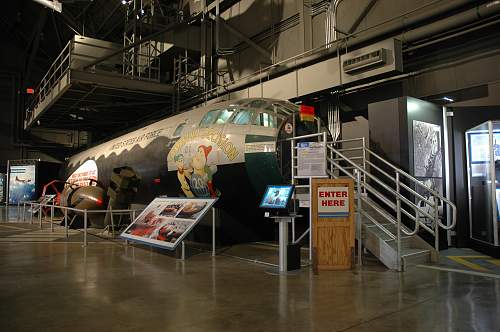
297;142;326;177
8;164;37;204
121;197;218;250
27;194;56;214
317;186;349;218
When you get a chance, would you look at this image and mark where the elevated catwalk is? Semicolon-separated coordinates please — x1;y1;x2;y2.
25;36;174;131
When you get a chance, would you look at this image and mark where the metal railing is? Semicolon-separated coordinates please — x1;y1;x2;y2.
19;201;143;247
326;138;457;270
26;40;73;126
26;36;163;126
284;132;457;270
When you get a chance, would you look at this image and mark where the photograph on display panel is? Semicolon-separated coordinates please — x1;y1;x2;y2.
413;120;442;178
8;164;37;204
121;197;216;250
415;177;443;228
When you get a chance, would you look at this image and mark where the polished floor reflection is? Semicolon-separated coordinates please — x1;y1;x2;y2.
0;239;499;332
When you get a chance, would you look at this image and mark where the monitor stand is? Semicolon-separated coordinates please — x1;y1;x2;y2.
266;213;302;274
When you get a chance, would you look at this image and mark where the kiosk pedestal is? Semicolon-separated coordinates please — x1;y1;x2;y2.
268;214;302;273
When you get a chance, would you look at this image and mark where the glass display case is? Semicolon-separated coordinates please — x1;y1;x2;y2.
466;121;500;247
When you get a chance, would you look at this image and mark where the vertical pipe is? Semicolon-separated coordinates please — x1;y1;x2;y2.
83;210;88;247
181;241;185;260
212;207;216;257
30;203;34;224
434;194;440;256
362;137;367;194
309;177;313;261
39;204;42;229
22;202;26;222
292;217;295;243
488;121;499;246
356;169;362;266
64;208;68;238
442;106;452;245
396;172;402;271
50;204;54;233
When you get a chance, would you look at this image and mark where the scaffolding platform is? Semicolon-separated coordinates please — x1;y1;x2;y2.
25;36;174;131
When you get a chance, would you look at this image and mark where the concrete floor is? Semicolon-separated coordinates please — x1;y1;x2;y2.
0;239;499;332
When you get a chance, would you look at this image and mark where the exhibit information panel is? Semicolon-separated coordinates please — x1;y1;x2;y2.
8;164;36;204
297;142;326;177
121;197;218;250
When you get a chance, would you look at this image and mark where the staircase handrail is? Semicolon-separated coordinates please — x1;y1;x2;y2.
363;147;457;230
326;149;421;236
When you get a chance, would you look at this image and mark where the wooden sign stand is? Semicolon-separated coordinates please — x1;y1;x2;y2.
311;178;355;271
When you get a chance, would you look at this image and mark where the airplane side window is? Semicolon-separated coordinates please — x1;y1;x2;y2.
254;112;277;128
199;110;220;127
215;108;235;124
232;109;253;125
173;123;186;137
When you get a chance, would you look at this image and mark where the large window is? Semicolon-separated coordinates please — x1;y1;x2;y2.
199;110;221;127
232;109;254;125
215;108;235;124
173;123;186;137
254;112;279;128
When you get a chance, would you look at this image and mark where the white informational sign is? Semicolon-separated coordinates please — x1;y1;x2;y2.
317;186;349;218
297;142;326;177
67;160;98;186
121;197;218;250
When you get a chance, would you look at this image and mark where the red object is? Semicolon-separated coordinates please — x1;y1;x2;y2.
26;88;35;94
199;145;213;159
300;105;315;122
153;178;161;184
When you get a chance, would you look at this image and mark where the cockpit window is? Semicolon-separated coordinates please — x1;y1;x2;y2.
254;112;279;128
173;123;186;137
199;110;221;127
232;109;254;125
215;108;235;124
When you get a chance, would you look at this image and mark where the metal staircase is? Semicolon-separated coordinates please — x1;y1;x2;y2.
289;133;456;271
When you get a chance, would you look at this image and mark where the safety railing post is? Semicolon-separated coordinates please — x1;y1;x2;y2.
362;137;367;194
64;208;68;238
434;194;440;253
181;241;185;260
38;204;42;229
83;210;88;247
30;203;33;224
355;169;363;266
212;207;216;257
50;204;54;233
22;202;26;222
396;172;402;271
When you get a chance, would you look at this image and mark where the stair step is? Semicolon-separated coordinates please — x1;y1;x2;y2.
401;249;432;268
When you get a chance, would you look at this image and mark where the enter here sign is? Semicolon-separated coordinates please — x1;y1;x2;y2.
317;186;349;218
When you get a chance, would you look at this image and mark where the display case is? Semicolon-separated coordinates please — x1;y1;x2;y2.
465;121;500;248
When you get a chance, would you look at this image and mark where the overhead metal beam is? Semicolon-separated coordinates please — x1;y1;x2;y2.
95;1;122;35
25;10;48;85
348;0;378;34
32;0;62;13
84;21;181;69
209;13;272;59
50;11;62;51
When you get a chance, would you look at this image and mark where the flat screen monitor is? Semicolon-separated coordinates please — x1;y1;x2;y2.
259;185;294;209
